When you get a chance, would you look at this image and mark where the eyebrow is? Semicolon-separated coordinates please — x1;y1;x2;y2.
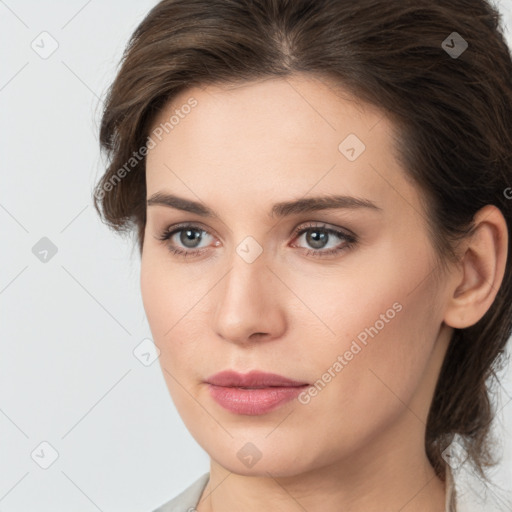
146;192;382;218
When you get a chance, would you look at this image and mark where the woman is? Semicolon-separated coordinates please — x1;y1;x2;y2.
93;0;512;510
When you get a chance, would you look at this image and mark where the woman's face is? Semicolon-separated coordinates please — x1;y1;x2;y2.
141;74;453;476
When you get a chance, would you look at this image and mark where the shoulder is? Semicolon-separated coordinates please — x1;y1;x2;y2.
151;472;210;512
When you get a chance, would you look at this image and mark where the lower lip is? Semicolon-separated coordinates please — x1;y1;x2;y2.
207;384;307;415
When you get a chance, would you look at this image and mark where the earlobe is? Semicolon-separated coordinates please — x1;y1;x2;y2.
443;205;508;329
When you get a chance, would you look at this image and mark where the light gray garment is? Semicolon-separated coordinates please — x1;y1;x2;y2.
152;472;209;512
152;468;457;511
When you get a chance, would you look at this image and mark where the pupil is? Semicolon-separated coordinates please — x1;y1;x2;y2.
307;230;327;249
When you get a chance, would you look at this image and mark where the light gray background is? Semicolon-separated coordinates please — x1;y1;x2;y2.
0;1;511;511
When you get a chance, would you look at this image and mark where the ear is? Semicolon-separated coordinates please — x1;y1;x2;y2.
443;205;508;329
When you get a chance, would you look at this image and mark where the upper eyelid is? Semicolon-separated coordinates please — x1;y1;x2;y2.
163;222;215;237
292;222;355;237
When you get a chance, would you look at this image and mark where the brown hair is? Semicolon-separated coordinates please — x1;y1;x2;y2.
93;0;512;484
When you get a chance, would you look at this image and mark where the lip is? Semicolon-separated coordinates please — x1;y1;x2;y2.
205;370;309;415
205;370;308;388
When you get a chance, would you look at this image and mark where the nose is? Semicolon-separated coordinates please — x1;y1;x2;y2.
212;249;287;345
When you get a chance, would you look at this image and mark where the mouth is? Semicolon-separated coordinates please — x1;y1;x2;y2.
204;370;309;415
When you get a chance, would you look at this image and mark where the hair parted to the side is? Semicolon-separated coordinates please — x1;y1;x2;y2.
93;0;512;485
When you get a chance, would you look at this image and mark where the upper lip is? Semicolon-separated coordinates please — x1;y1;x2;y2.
205;370;309;388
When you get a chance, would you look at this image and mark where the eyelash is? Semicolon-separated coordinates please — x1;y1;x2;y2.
155;222;357;259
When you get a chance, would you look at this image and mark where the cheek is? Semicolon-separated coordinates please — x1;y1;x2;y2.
140;250;187;355
140;253;171;340
287;242;441;411
283;289;440;465
140;249;212;371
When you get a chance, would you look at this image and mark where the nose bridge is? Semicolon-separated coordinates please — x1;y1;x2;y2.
213;240;285;343
223;231;270;299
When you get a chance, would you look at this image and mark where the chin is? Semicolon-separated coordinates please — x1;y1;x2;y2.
203;436;324;478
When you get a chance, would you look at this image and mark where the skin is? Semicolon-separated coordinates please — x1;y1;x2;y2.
140;73;508;512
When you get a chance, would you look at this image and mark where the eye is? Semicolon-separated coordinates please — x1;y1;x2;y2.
155;221;357;259
290;222;357;257
155;223;217;257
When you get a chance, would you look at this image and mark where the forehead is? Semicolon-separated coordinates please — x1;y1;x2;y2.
148;74;388;149
145;74;418;219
